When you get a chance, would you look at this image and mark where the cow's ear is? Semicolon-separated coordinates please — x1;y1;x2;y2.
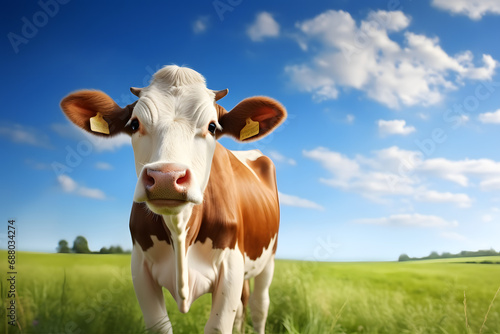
218;96;287;142
60;90;136;137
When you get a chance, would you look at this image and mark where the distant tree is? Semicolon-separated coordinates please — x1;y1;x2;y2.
72;236;91;254
428;251;439;259
441;252;452;258
398;254;411;262
57;240;70;253
99;245;125;254
109;245;124;254
479;249;497;257
400;249;500;262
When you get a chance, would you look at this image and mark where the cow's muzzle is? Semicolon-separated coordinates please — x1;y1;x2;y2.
137;163;202;210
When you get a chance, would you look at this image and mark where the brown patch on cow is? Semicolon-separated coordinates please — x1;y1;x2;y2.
130;202;171;250
194;145;280;259
229;151;280;260
193;143;240;250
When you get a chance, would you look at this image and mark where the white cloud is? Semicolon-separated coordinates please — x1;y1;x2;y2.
57;175;106;200
192;16;209;34
482;214;493;222
87;134;131;152
479;109;500;124
354;213;458;228
58;174;77;193
285;64;338;101
378;119;416;136
268;150;296;166
346;114;355;124
247;12;280;42
95;162;113;170
304;146;415;200
367;9;411;32
414;190;472;208
0;122;52;149
321;171;415;198
303;147;360;181
278;192;324;210
286;10;497;109
420;157;500;187
362;146;423;172
52;123;131;152
418;158;468;186
418;112;429;120
480;177;500;191
432;0;500;20
304;145;500;204
77;187;107;200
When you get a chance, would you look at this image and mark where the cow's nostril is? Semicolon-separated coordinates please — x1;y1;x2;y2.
176;170;190;186
143;169;156;189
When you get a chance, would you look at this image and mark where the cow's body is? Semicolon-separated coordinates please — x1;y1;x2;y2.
60;65;286;334
130;143;279;332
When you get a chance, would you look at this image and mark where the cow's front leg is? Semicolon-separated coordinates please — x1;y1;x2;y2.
249;255;275;334
205;254;245;334
131;247;173;334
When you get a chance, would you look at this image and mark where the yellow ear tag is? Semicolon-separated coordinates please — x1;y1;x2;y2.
240;118;260;141
89;112;110;135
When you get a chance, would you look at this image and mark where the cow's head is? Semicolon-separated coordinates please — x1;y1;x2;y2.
61;65;286;216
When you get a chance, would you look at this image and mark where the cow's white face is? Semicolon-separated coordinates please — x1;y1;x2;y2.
60;65;287;217
129;72;220;215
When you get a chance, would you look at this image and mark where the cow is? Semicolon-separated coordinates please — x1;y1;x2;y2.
60;65;287;334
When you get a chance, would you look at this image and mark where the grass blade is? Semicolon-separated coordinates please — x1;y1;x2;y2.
479;285;500;334
464;290;470;333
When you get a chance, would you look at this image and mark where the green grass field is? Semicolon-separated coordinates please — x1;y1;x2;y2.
1;252;499;334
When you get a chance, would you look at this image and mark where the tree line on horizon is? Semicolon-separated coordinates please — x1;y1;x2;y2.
57;236;131;254
398;249;500;262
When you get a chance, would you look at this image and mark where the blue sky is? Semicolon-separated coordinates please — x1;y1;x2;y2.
2;0;500;261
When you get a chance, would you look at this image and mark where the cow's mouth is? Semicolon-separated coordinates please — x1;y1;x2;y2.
144;198;193;215
148;199;189;208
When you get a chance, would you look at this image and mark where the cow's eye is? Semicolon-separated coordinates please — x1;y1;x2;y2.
208;122;217;135
130;118;140;132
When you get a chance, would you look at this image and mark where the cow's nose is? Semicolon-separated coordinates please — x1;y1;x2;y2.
143;164;192;200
